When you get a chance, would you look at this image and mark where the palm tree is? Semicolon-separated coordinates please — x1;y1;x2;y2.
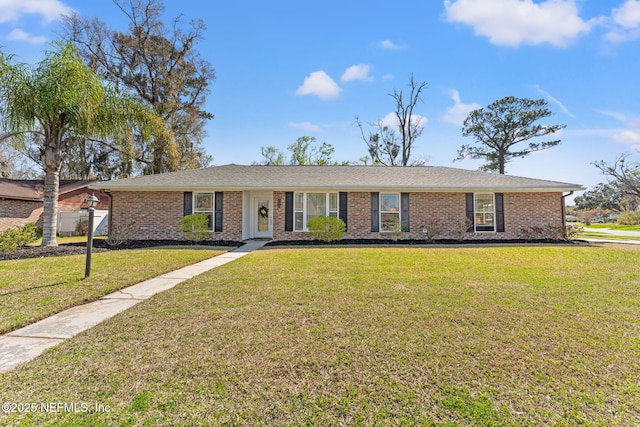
0;40;168;246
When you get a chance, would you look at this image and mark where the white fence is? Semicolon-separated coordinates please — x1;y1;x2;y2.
57;210;109;236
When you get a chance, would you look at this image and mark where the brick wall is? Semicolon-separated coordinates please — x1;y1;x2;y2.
0;199;43;232
0;189;111;233
111;190;563;242
110;190;243;241
273;191;563;241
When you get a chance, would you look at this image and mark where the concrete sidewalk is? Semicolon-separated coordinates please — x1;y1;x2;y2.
0;240;268;373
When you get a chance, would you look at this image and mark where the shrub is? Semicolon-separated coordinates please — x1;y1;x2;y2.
617;211;640;225
0;223;40;253
74;218;89;236
421;219;444;242
577;210;594;225
307;216;346;243
453;217;474;241
106;221;137;247
180;213;210;242
520;223;581;242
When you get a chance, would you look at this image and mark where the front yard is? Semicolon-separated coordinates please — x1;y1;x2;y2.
1;245;639;426
0;247;225;334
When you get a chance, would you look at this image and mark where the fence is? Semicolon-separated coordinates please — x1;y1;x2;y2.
57;210;109;236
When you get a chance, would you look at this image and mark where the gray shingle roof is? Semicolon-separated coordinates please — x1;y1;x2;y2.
90;164;585;192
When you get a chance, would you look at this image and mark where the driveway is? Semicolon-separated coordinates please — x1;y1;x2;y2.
583;227;640;237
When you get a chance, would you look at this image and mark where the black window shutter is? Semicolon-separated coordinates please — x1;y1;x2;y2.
465;193;475;232
371;192;379;232
284;192;294;232
401;193;410;232
495;193;505;232
339;192;348;229
214;192;223;232
183;192;193;216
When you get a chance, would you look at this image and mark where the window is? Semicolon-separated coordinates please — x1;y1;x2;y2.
380;193;400;232
194;192;214;230
474;193;495;232
293;192;339;231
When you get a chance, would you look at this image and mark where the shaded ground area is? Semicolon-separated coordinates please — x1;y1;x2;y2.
0;240;241;261
0;245;107;261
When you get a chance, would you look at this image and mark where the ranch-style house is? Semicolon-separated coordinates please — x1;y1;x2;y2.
90;164;585;242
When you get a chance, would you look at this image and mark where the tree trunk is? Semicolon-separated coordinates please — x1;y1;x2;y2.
41;142;63;247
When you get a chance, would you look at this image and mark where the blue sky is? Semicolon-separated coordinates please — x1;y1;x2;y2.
2;0;640;200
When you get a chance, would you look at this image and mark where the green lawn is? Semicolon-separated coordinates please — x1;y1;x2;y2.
1;246;639;426
0;247;225;334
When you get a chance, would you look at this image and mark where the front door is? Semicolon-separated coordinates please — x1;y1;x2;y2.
253;197;272;238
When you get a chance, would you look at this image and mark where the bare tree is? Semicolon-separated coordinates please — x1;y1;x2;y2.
356;74;428;166
593;154;640;202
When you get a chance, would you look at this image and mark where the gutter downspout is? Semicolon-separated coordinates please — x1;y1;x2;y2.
561;191;574;228
102;189;113;237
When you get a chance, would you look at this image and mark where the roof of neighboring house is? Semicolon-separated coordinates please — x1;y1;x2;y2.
0;179;97;201
90;164;585;193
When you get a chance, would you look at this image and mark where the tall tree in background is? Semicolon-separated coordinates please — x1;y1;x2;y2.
259;136;342;165
356;74;428;166
455;96;565;174
62;0;215;177
0;143;40;178
593;154;640;209
0;41;166;246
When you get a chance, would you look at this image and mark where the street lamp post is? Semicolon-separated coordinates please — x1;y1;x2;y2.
85;194;99;278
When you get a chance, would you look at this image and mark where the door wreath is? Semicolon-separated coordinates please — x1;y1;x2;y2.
258;206;269;218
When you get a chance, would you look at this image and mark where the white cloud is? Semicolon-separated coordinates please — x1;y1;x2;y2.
380;111;428;131
341;64;374;83
611;130;640;144
288;121;322;132
378;39;406;50
6;28;47;44
295;70;342;101
0;0;74;24
604;0;640;43
439;89;481;126
443;0;592;47
534;85;574;118
611;0;640;28
382;74;394;80
596;110;640;149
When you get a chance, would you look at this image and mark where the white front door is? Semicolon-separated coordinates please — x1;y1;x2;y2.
253;197;273;238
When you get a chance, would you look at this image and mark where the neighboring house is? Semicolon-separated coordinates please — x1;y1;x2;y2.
0;179;110;233
90;164;585;242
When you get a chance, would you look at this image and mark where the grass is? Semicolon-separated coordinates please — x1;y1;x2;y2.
1;246;639;426
0;247;225;334
28;235;107;246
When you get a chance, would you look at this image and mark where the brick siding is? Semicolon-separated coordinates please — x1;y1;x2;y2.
0;199;43;232
273;191;563;241
0;189;110;233
110;191;243;241
111;190;563;242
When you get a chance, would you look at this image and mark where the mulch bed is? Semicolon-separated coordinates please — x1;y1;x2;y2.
0;240;242;262
0;245;108;261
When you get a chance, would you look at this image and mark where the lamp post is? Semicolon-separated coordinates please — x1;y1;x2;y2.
85;194;99;278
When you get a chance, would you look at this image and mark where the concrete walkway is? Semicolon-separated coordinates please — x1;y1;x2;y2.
0;240;268;373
